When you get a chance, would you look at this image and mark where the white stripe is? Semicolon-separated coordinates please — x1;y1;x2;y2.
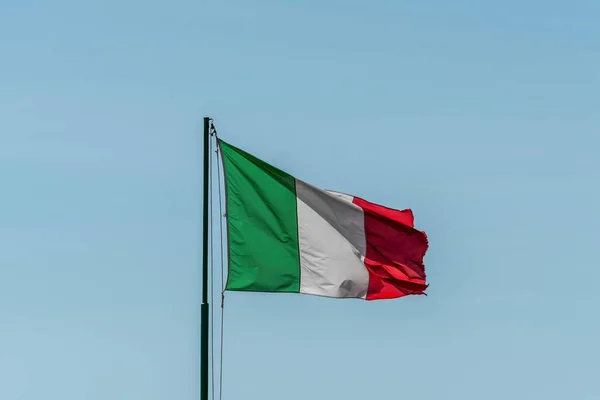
295;180;369;299
325;190;354;204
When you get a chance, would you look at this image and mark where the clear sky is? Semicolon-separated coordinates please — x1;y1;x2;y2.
1;1;599;399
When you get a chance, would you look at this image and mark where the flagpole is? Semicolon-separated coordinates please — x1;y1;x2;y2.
201;116;210;400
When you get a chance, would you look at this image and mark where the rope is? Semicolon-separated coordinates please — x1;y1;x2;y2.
215;141;226;400
206;122;226;400
208;128;215;400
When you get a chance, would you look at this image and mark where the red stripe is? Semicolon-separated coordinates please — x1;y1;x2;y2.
353;197;429;300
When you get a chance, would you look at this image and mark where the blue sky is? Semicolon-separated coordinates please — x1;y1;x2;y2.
1;1;599;399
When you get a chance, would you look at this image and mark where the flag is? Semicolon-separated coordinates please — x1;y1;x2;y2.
218;139;429;300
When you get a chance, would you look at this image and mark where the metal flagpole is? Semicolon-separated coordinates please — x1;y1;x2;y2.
201;116;210;400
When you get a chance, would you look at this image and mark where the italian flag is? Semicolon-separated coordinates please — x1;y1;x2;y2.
219;140;429;300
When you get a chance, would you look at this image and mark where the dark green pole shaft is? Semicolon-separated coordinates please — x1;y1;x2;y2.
201;116;210;400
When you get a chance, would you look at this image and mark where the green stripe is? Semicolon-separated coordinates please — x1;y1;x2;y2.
219;139;300;293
